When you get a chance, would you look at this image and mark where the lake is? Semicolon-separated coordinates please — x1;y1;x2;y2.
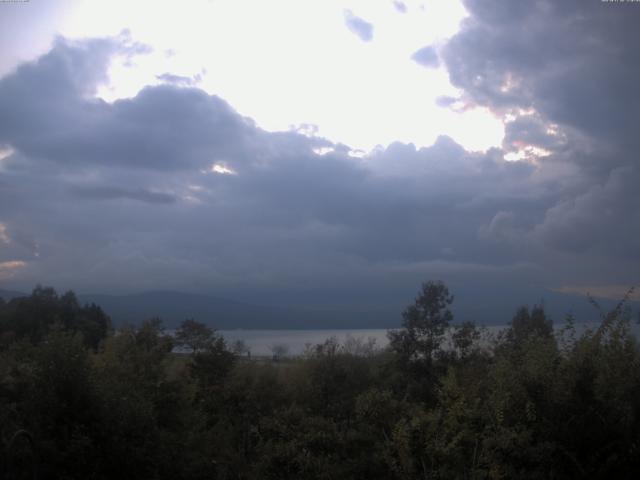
218;328;391;356
218;321;636;357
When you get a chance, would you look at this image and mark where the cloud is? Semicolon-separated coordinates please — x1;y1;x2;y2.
0;260;26;280
343;10;374;42
478;211;524;244
0;29;637;319
384;258;539;276
392;1;408;13
502;113;566;153
156;72;200;87
440;0;640;268
69;185;177;204
443;0;640;152
532;165;640;257
0;223;9;244
0;50;256;171
411;46;439;68
555;284;639;302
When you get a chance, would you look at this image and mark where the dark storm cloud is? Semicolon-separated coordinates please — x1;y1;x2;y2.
0;34;551;300
502;114;567;153
532;164;640;258
411;46;439;68
0;61;255;172
443;0;640;152
343;10;374;42
441;0;640;271
0;16;637;315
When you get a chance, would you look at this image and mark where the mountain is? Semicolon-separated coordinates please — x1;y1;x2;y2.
0;288;399;328
450;284;638;326
0;289;26;301
77;291;399;329
79;288;637;330
3;287;636;329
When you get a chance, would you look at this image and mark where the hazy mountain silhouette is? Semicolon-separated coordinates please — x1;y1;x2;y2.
1;288;635;329
69;288;640;329
77;291;400;329
0;289;25;301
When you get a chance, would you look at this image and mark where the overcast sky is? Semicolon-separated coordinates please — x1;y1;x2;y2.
0;0;639;317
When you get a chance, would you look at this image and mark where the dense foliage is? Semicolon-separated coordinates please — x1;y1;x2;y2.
1;282;639;479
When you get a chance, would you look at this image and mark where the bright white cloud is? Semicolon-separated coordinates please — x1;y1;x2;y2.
211;163;237;175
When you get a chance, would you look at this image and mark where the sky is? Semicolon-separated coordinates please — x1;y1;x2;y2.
0;0;639;321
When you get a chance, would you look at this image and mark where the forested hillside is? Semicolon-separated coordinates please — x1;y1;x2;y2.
1;282;639;479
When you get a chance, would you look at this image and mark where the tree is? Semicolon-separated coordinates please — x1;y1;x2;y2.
388;280;454;363
175;318;214;354
506;305;553;347
231;339;250;357
26;327;101;479
0;286;110;349
452;321;481;359
269;343;289;362
190;334;235;389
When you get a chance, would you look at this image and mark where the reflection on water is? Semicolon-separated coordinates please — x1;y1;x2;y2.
218;321;639;357
218;329;390;356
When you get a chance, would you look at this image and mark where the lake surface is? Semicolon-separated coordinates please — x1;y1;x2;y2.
219;329;391;356
218;321;638;357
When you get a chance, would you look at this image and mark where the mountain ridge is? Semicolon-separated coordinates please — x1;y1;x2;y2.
1;288;636;329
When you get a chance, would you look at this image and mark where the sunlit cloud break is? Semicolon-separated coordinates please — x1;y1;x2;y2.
0;0;637;322
0;261;26;279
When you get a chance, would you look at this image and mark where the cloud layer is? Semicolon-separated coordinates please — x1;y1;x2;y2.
0;1;638;321
442;0;640;261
